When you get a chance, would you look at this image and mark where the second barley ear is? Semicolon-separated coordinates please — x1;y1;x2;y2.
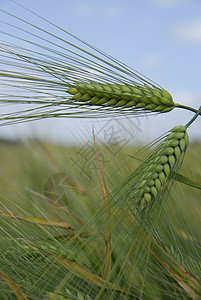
134;125;188;212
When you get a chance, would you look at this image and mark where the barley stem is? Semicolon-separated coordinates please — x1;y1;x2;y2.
185;106;201;128
176;103;201;116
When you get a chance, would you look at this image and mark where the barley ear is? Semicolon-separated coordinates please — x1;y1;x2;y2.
67;83;176;113
134;125;188;212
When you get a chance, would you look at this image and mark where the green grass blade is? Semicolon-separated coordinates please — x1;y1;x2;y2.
0;209;74;230
146;239;201;299
124;213;201;299
93;130;112;279
173;172;201;190
23;240;134;297
0;271;28;300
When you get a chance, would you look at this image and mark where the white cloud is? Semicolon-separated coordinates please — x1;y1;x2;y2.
72;2;122;19
172;91;201;106
138;53;164;68
153;0;183;8
175;20;201;43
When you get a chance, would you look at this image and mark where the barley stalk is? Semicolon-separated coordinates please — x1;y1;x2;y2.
0;7;199;124
0;6;200;126
0;8;182;125
67;83;175;113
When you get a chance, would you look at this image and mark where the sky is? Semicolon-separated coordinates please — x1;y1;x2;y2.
0;0;201;145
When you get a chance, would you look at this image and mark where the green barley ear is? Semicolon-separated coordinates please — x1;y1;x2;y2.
0;7;200;124
1;7;192;126
134;125;188;212
133;107;201;213
67;83;175;113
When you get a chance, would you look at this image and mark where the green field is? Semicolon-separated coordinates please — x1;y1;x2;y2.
0;139;201;299
1;140;200;241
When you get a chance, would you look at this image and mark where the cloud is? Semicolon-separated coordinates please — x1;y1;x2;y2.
138;53;164;69
172;91;201;106
175;20;201;43
153;0;183;8
72;2;122;19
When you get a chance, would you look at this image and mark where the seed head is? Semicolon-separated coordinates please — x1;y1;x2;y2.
134;125;188;211
67;83;176;113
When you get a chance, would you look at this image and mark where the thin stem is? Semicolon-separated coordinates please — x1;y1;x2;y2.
176;103;201;115
185;106;201;128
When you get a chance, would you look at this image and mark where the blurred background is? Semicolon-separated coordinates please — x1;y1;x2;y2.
0;0;201;145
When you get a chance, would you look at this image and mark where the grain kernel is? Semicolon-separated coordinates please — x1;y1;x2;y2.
174;146;181;159
168;155;176;168
171;125;186;132
160;155;168;164
179;139;186;151
72;92;82;100
158;171;166;184
107;99;118;106
144;193;152;202
144;186;151;193
139;180;147;188
68;87;78;95
124;100;137;107
115;100;127;107
164;147;174;155
155;164;164;172
155;178;161;191
151;172;159;180
80;94;91;101
160;96;173;105
148;179;155;187
150;186;158;198
135;102;146;108
164;163;171;176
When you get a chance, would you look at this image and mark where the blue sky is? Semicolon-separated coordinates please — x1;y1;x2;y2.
0;0;201;144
